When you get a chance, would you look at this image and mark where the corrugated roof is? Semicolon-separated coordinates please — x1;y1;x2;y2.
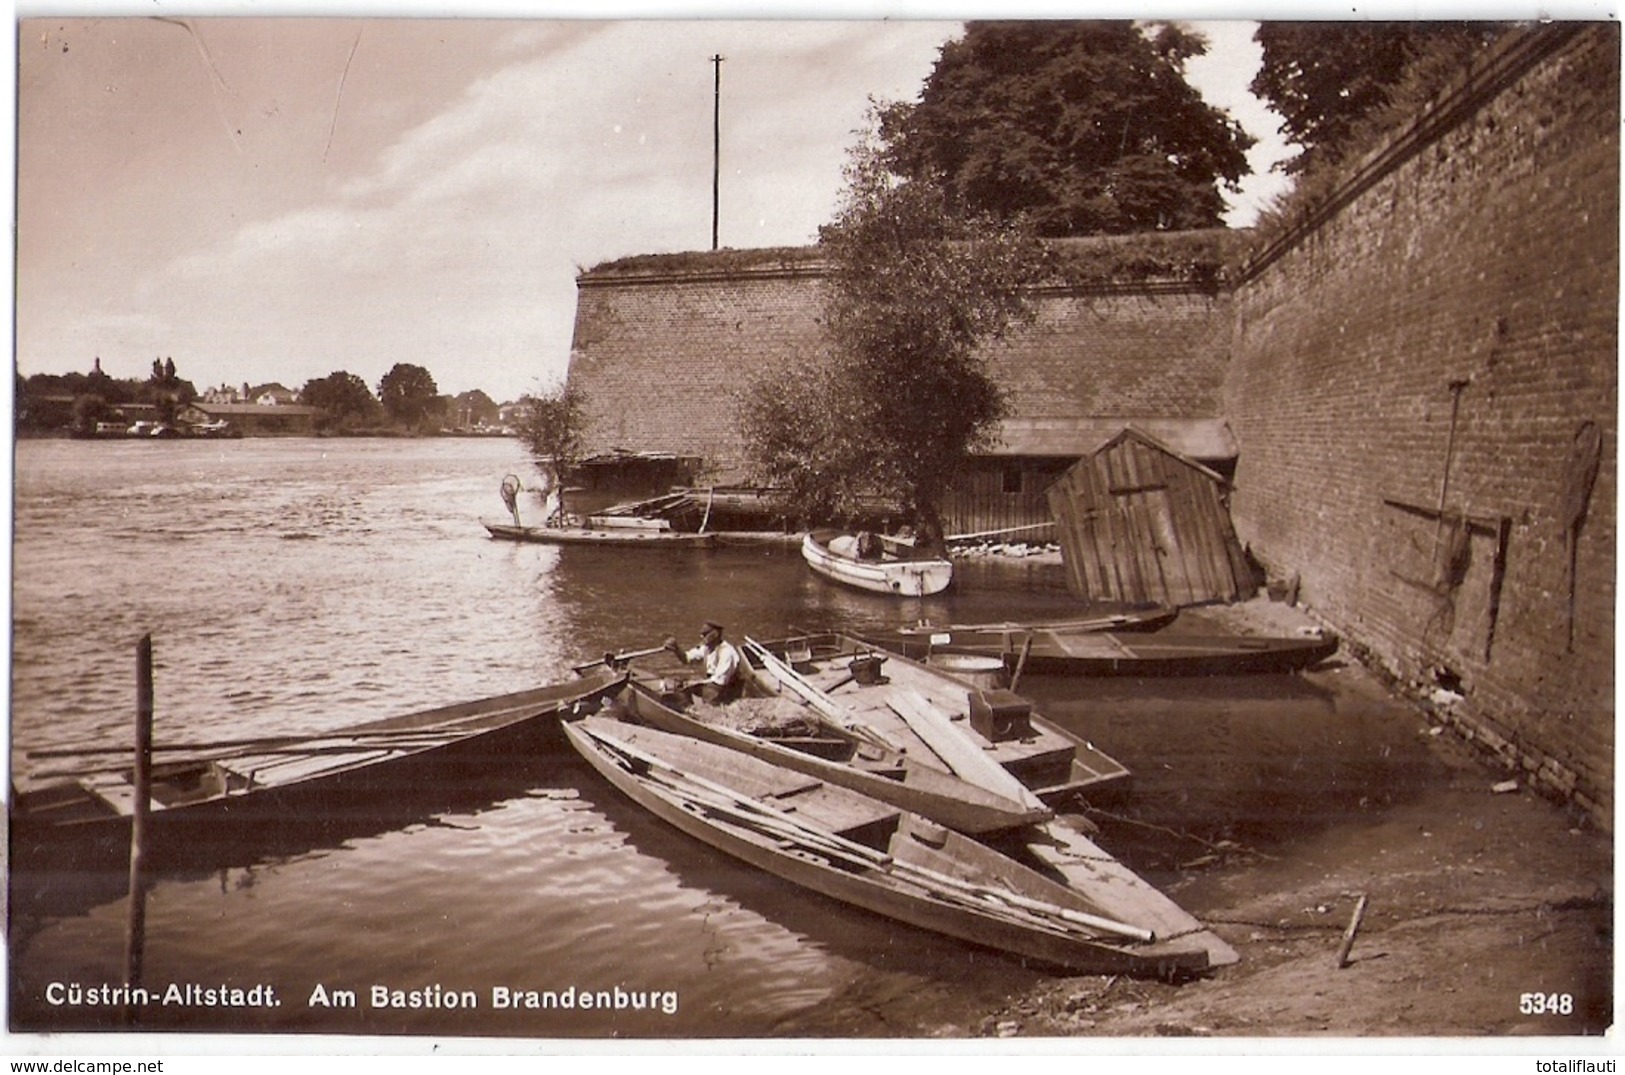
986;417;1237;461
195;402;321;416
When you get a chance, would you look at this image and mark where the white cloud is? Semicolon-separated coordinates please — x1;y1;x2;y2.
20;17;1304;400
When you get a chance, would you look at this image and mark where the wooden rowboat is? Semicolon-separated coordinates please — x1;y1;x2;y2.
484;521;717;547
564;714;1212;976
608;674;1052;835
890;605;1178;638
744;634;1130;807
12;667;628;872
882;626;1339;677
801;529;953;597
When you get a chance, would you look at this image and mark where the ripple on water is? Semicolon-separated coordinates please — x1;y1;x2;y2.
9;437;1133;1038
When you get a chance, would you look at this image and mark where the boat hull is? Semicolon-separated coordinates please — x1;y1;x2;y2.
801;531;952;596
12;669;627;876
611;676;1051;834
484;522;717;547
889;629;1340;677
565;715;1208;977
748;633;1131;806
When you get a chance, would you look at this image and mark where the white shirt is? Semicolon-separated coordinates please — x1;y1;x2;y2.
686;639;741;687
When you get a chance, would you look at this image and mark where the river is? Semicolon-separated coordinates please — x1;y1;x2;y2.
7;436;1431;1042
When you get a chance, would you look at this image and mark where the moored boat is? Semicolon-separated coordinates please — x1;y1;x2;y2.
890;605;1178;640
563;714;1212;976
881;626;1339;677
606;673;1052;835
743;633;1130;807
801;529;953;597
12;666;628;872
483;521;717;547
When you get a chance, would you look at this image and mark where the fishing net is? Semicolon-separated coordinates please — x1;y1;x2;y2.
499;474;522;525
686;696;824;738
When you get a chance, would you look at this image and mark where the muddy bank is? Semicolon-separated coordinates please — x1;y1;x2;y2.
789;588;1613;1041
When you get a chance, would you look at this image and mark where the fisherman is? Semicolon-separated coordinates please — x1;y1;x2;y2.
664;620;743;703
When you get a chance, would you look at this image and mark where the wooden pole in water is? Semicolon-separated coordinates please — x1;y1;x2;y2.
124;633;155;1024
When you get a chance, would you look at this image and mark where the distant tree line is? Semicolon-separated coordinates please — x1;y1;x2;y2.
16;358;507;436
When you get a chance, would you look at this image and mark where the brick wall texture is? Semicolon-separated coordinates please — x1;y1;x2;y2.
569;255;831;480
564;25;1617;825
570;253;1232;478
1226;26;1617;823
990;287;1231;421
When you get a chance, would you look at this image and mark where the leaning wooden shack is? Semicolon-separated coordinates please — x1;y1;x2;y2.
1048;426;1255;607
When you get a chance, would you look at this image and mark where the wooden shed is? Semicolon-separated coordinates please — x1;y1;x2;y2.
1047;426;1255;607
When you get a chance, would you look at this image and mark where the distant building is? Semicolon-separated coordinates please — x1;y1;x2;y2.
193;401;319;435
201;383;247;404
250;383;299;407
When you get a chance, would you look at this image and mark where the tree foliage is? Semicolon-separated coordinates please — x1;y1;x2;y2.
451;389;499;428
515;382;589;503
141;355;195;424
1251;22;1512;178
879;21;1255;237
739;116;1050;550
301;371;378;429
377;363;441;428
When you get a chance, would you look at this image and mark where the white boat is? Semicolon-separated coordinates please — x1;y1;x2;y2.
801;529;953;597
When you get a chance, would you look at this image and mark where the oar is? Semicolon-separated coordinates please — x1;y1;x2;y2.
584;722;878;846
32;737;459;780
742;638;901;752
583;723;1149;943
571;644;671;674
29;725;488;760
1008;634;1035;694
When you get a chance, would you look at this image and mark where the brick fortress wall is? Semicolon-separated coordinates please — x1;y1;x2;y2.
568;247;831;481
569;239;1235;479
563;26;1616;825
1225;26;1618;823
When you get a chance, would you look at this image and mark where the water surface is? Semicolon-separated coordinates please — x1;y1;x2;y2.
8;436;1432;1040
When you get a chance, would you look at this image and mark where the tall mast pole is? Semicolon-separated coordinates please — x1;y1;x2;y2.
711;53;723;251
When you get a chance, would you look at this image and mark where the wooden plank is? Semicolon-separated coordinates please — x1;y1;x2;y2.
1095;453;1131;603
1023;818;1238;967
884;690;1047;812
589;515;673;531
1163;465;1204;605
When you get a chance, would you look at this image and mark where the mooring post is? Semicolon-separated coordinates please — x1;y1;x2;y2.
124;633;154;1025
1334;892;1370;969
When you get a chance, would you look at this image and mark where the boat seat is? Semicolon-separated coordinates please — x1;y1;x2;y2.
86;779;143;817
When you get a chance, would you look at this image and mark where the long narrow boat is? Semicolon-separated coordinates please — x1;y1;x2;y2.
484;521;717;547
744;634;1130;806
880;626;1339;677
801;529;953;597
12;667;627;872
564;714;1213;977
607;673;1052;835
889;605;1178;640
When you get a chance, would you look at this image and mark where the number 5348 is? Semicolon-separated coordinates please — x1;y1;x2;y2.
1521;992;1575;1015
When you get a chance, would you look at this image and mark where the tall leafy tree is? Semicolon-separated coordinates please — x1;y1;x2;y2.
451;389;499;428
142;355;195;424
880;21;1255;236
301;371;378;428
515;382;588;521
377;363;441;429
1252;22;1512;178
739;116;1050;552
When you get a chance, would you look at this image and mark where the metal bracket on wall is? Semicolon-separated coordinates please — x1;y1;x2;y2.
1382;497;1511;660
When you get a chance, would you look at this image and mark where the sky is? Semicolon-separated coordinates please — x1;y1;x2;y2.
13;5;1601;406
